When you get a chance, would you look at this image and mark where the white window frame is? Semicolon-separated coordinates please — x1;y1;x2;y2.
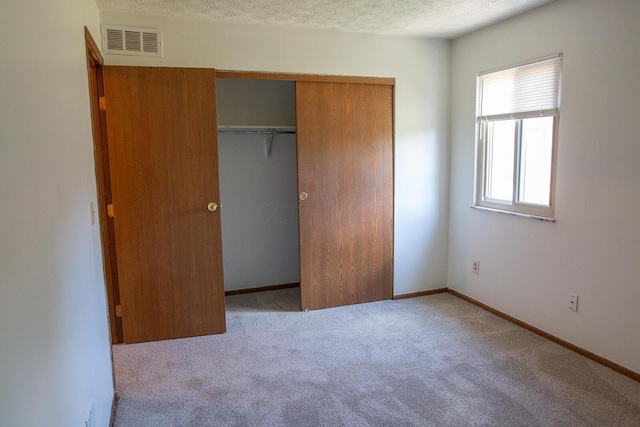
474;54;562;221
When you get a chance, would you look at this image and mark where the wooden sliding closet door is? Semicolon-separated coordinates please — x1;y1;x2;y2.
103;66;225;343
296;82;394;310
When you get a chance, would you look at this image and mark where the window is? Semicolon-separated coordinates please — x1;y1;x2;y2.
475;54;562;220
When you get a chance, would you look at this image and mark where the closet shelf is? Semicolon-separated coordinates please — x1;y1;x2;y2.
217;126;296;159
217;125;296;134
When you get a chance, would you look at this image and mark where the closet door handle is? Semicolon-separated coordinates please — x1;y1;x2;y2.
207;202;218;212
299;192;308;201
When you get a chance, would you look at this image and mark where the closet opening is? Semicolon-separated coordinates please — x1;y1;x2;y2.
216;78;301;310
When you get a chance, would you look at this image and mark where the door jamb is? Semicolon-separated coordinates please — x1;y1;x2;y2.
84;27;123;344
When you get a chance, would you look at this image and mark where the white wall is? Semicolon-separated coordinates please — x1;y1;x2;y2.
449;0;640;373
0;1;114;426
100;11;452;296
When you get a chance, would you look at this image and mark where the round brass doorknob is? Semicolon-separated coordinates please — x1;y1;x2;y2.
299;192;308;201
207;202;218;212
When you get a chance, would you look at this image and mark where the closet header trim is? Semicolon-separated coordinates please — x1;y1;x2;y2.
217;70;395;86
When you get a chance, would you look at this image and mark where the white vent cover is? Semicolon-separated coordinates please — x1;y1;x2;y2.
101;25;162;57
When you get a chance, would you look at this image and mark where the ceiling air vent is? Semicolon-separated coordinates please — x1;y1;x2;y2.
101;25;163;57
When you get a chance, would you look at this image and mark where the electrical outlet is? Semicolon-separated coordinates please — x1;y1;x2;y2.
85;402;95;427
472;260;480;275
568;293;578;312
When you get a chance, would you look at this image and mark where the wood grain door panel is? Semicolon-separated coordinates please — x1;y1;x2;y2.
104;66;225;343
296;82;393;310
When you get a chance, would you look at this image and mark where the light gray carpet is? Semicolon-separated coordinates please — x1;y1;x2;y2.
113;289;640;426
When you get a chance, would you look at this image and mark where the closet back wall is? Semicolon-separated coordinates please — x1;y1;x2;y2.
100;11;451;295
217;79;299;291
217;79;296;126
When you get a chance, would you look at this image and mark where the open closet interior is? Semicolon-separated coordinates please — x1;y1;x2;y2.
215;78;301;296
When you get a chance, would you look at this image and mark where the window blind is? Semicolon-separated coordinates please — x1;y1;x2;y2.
477;54;562;120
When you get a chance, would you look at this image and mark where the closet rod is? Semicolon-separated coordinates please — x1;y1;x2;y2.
217;128;296;159
217;130;296;135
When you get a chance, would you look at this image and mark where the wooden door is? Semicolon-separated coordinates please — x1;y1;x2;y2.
296;82;394;310
103;66;225;343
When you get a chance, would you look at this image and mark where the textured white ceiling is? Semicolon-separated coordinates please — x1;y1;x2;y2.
96;0;556;38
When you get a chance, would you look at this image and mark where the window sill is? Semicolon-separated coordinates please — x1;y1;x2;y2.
471;205;556;222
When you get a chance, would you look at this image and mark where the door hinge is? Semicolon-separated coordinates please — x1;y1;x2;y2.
99;97;106;111
107;203;114;218
115;305;122;318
